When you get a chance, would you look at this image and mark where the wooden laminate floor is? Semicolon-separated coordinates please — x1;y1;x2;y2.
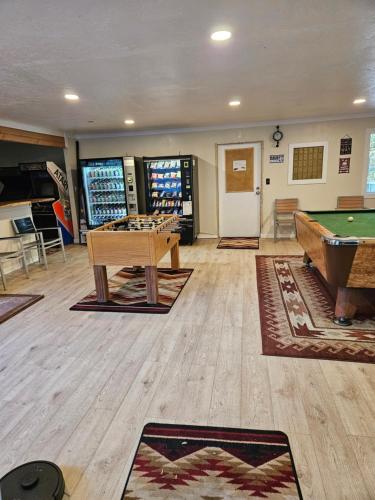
0;240;374;499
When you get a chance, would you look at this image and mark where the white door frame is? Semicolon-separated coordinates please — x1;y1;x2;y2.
216;141;262;237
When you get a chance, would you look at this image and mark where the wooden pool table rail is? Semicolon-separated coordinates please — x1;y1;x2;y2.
295;211;375;287
295;210;375;325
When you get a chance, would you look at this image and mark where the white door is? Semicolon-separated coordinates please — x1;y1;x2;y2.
218;142;261;237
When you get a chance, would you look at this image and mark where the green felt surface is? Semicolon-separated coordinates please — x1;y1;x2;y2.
306;210;375;238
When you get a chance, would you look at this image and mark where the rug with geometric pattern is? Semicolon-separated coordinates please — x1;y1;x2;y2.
70;267;193;314
256;255;375;363
217;237;259;249
121;423;303;499
0;294;43;324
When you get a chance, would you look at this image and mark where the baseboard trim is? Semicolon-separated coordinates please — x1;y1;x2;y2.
197;233;219;239
197;232;296;240
261;232;296;239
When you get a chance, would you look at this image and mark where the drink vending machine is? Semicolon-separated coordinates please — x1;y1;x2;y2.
78;156;145;233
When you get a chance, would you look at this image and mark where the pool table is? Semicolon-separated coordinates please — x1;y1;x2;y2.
295;209;375;326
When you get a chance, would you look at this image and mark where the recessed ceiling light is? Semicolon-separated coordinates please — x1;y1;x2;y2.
211;30;232;41
353;98;366;104
229;100;241;106
64;93;79;101
124;119;135;125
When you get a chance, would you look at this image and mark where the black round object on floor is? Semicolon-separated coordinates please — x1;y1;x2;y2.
0;461;65;500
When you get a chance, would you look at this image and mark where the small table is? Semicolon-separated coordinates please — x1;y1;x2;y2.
86;215;180;304
295;209;375;325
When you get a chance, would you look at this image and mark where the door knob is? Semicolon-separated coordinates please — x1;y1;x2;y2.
256;187;261;195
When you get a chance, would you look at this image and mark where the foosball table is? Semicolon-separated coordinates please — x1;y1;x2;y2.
86;214;181;304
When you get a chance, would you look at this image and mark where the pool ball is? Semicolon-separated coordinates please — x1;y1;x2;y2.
347;216;354;222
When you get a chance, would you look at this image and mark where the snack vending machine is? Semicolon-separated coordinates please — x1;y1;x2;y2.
79;156;145;230
143;154;199;244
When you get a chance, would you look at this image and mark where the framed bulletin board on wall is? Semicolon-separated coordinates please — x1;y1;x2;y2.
225;147;254;192
288;142;328;185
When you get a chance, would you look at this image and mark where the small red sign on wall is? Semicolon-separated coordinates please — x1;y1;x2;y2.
339;157;350;174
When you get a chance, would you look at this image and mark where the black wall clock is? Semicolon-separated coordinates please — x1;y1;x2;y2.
272;125;283;147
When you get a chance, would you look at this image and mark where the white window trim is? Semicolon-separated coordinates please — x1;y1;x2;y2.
288;141;328;185
363;128;375;198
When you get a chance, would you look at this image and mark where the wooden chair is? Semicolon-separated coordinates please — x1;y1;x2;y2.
337;196;366;209
274;198;299;241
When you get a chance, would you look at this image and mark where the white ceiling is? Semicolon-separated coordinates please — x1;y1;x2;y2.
1;0;375;134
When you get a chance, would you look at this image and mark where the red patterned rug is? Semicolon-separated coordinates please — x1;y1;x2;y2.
70;267;193;314
217;237;259;249
121;423;303;499
256;255;375;363
0;294;43;324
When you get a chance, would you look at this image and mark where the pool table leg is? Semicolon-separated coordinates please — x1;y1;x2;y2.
303;252;312;266
333;287;357;326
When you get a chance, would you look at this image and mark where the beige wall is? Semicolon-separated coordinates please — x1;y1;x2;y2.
78;117;375;236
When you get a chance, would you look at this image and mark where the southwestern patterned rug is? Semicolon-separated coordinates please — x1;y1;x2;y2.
121;423;303;499
70;267;193;314
217;237;259;249
0;294;43;324
256;255;375;363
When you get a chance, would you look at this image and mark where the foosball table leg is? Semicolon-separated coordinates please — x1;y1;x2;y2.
170;242;180;270
145;266;159;304
93;265;110;303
